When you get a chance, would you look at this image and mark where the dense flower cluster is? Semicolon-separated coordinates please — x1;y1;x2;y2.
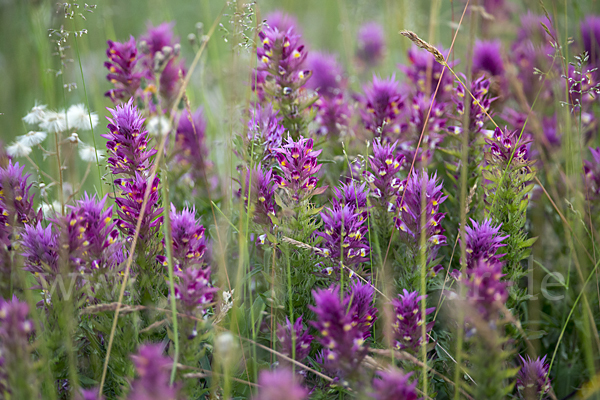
172;266;216;316
157;205;207;270
485;127;531;166
246;104;284;160
0;296;33;351
0;161;37;226
464;258;509;321
240;166;277;227
356;22;386;68
448;75;495;137
464;219;508;269
129;344;177;400
114;174;163;240
21;222;59;275
276;316;313;362
399;45;454;101
252;369;308;400
310;285;368;376
358;75;404;139
390;289;434;354
473;40;507;97
348;280;378;339
363;139;406;207
176;107;209;173
395;170;447;259
274;137;326;201
318;181;370;268
370;369;420;400
407;91;447;149
104;36;142;101
516;355;551;399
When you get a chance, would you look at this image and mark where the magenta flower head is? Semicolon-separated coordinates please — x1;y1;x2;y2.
448;75;495;137
72;193;122;270
103;98;157;176
581;16;600;66
21;222;59;275
332;181;369;212
516;355;551;399
370;369;420;400
157;205;207;271
176;107;208;170
104;36;141;102
358;75;404;139
263;11;300;35
172;266;216;316
348;280;378;339
0;160;37;226
464;219;508;269
51;207;92;273
0;295;33;348
247;104;284;159
473;40;505;78
252;368;308;400
306;52;345;98
584;147;600;200
309;285;367;377
277;316;313;362
485;127;532;166
395;170;447;258
408;91;447;149
356;22;385;68
140;22;178;58
363;139;406;206
114;173;163;241
129;344;177;400
240;166;277;227
464;258;508;321
313;92;351;138
399;45;454;100
274;136;327;201
391;289;434;354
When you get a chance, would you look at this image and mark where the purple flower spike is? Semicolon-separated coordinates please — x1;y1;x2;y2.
72;193;123;270
348;280;377;339
464;258;509;321
264;11;300;35
114;173;163;240
176;107;209;171
313;93;351;138
274;136;326;201
516;355;551;399
104;36;141;101
464;218;508;269
358;75;404;139
240;166;278;227
408;92;447;149
21;222;59;275
332;181;369;212
364;139;406;206
370;369;420;400
172;266;216;316
400;45;455;101
306;52;345;98
449;75;495;137
0;160;38;227
252;369;308;400
581;16;600;66
473;40;505;78
140;22;178;58
395;170;447;258
129;344;177;400
391;289;434;354
247;104;285;159
103;98;157;176
310;285;367;376
277;316;313;362
157;205;207;271
0;296;33;348
356;22;385;68
485;127;532;166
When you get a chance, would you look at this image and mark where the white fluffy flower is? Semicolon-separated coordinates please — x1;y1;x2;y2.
40;110;67;133
78;143;104;162
67;104;99;131
16;131;47;147
6;141;32;157
22;103;47;125
146;116;171;136
40;201;62;217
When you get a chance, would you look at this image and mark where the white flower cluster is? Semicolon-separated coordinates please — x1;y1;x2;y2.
10;102;104;163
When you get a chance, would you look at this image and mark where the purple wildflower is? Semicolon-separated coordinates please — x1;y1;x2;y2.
581;16;600;66
408;91;447;149
399;45;454;101
172;266;216;316
157;205;207;271
21;222;59;275
485;127;531;166
75;389;105;400
114;174;163;240
72;193;123;270
390;289;434;354
464;258;508;321
348;280;377;339
448;75;495;137
358;75;404;139
240;166;278;227
356;22;385;68
370;369;420;400
363;139;406;207
585;147;600;200
310;285;367;376
516;355;551;399
176;107;209;171
464;219;508;269
276;316;313;362
0;295;33;348
274;136;327;201
104;36;142;101
395;170;447;258
473;40;505;78
103;98;157;176
0;160;37;226
51;208;91;272
129;344;177;400
247;104;285;160
252;369;308;400
313;93;351;138
306;52;345;98
264;11;300;35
